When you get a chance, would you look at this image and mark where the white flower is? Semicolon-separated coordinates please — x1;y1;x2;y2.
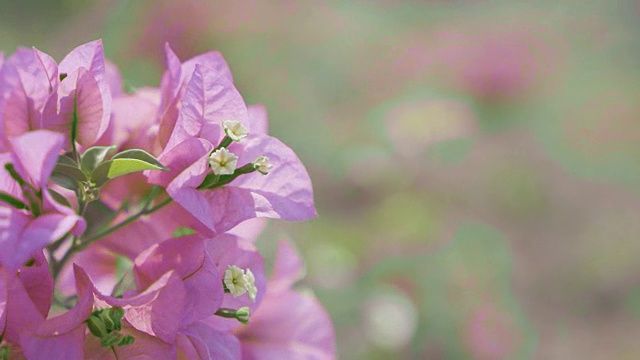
223;120;248;142
223;265;258;302
224;265;248;297
253;156;272;175
209;148;238;175
244;268;258;302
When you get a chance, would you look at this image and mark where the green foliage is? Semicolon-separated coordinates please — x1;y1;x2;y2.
81;145;116;174
92;149;167;187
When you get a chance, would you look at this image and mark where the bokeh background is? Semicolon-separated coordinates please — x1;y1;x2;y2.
2;0;640;358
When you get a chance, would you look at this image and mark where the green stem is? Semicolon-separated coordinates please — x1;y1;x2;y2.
51;196;173;282
78;197;173;251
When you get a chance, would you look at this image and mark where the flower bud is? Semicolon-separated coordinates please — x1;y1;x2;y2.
223;120;249;142
87;314;108;338
236;307;251;325
101;332;123;347
253;156;272;175
118;335;136;347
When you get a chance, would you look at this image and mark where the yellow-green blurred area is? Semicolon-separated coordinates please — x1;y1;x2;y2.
3;0;640;358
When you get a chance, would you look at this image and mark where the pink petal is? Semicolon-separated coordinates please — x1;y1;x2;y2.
229;134;317;222
2;78;33;137
9;129;64;187
268;240;305;294
105;60;123;98
0;152;23;200
205;234;266;331
158;45;234;148
55;245;119;297
84;321;177;360
0;48;56;146
57;40;112;146
0;269;6;335
147;137;212;188
21;327;85;360
20;266;95;360
247;104;269;135
3;266;47;344
134;236;223;326
32;47;59;92
164;64;248;151
96;271;186;343
17;252;54;318
0;208;30;270
239;291;336;360
227;218;268;245
177;322;241;360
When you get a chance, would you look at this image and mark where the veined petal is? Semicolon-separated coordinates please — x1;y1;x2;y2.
268;240;305;295
229;134;317;221
9;129;64;187
147;137;212;187
56;40;112;146
134;235;223;326
204;234;266;331
20;265;95;360
96;270;186;343
177;322;241;360
164;64;248;151
238;291;336;360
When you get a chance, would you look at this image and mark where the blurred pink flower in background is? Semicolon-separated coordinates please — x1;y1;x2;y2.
463;301;523;360
431;20;559;102
135;0;214;64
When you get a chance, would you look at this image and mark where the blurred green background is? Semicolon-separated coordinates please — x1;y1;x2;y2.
3;0;640;358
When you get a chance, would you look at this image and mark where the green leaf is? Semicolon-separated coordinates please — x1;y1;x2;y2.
0;191;29;210
112;149;167;170
107;158;166;178
81;145;116;174
53;163;87;182
50;173;79;191
48;189;72;208
57;155;78;167
90;149;167;188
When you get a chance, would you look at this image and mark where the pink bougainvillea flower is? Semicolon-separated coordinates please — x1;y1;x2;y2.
0;47;56;147
235;240;336;360
133;235;223;328
80;234;223;347
19;265;94;360
157;44;235;149
49;40;112;146
176;321;241;360
0;40;111;150
94;269;186;344
202;233;267;332
148;63;315;235
0;252;53;346
0;130;85;270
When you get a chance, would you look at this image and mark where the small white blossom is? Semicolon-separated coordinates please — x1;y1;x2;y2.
209;148;238;175
224;265;247;297
223;265;258;302
253;156;273;175
223;120;248;142
245;268;258;302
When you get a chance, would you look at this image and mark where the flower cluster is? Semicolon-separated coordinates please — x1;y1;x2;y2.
0;40;335;359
